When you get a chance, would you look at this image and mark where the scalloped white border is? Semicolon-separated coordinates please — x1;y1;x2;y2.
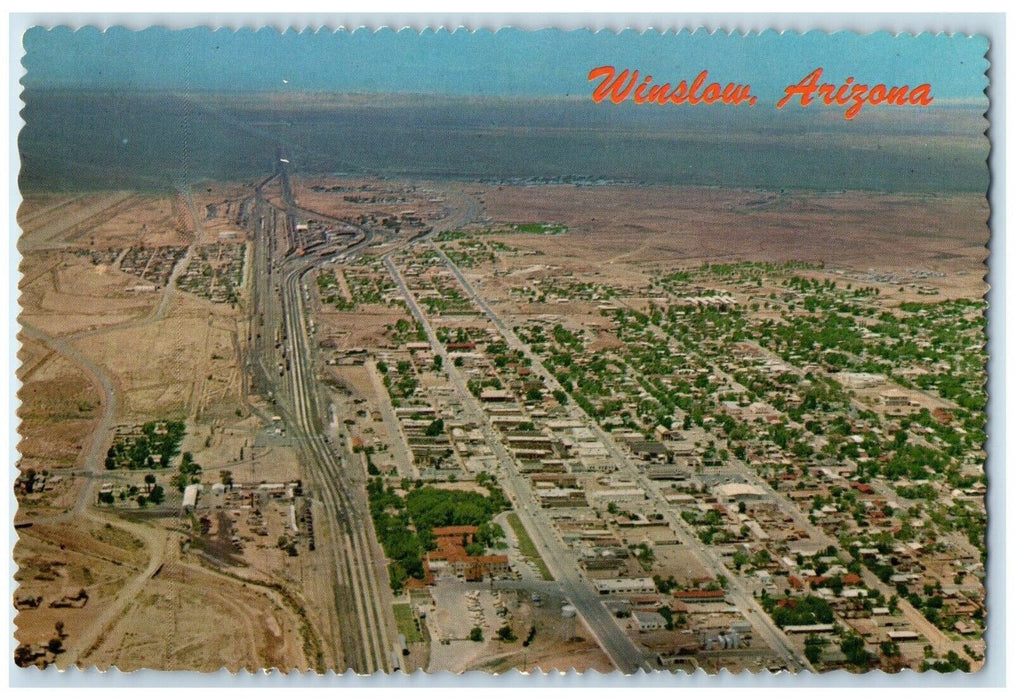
2;8;1007;694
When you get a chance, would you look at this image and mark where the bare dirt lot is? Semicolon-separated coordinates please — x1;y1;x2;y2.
475;185;988;298
77;527;310;672
317;307;405;352
16;189;312;672
14;520;150;665
71;293;246;421
19;253;158;337
17;341;100;474
18;192;194;252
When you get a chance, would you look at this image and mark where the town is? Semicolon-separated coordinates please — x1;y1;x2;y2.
15;175;987;674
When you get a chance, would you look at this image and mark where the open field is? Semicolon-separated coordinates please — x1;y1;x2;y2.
19;252;159;337
79;553;310;672
14;519;153;668
17;342;100;474
15;188;325;672
476;185;987;298
18;192;194;252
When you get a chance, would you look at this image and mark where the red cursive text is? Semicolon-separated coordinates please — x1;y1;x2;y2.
588;66;756;107
777;68;934;120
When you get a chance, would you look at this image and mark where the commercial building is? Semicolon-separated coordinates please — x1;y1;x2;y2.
593;577;657;596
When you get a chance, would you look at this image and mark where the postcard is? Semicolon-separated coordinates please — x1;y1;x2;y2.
13;22;991;676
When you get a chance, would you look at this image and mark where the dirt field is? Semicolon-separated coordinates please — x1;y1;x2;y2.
69;293;246;421
474;185;988;298
15;190;311;673
17;343;100;473
18;192;194;252
318;309;404;352
14;520;151;666
79;533;310;672
19;253;158;338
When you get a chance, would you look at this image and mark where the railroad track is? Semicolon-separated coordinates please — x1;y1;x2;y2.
276;258;393;673
250;164;394;673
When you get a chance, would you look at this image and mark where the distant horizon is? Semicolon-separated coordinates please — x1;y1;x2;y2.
21;27;990;103
17;85;991;107
18;90;989;193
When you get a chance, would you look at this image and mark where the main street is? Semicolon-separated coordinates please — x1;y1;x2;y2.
382;250;651;674
247;172;483;672
429;243;813;672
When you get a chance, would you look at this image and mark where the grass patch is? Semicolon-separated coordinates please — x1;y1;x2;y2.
511;223;567;235
506;513;553;581
393;603;423;643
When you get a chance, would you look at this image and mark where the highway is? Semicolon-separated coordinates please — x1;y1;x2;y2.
382;251;651;674
428;244;814;672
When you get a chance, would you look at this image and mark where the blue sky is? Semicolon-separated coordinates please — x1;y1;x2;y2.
21;26;989;101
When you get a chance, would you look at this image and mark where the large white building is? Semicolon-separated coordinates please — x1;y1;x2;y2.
181;483;202;512
593;577;657;595
632;610;668;632
713;482;767;505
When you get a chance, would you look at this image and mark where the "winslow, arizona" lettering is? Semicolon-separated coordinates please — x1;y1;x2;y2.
588;65;934;120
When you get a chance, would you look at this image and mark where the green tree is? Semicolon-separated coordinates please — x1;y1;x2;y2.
469;627;484;642
148;484;166;505
804;634;826;665
840;633;873;668
880;640;901;658
658;606;675;631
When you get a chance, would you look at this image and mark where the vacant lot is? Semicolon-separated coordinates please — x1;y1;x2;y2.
476;185;987;298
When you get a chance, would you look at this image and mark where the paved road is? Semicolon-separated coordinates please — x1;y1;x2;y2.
20;324;117;521
383;252;651;674
431;244;814;671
